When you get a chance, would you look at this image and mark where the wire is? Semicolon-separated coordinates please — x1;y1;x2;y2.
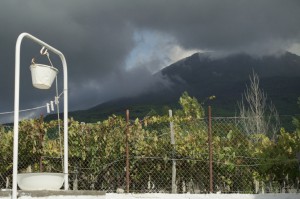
0;105;47;115
55;75;64;170
63;156;299;174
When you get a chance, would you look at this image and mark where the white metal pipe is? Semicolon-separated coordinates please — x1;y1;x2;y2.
12;33;68;199
12;33;22;199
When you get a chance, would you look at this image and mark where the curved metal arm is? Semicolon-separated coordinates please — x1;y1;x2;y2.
12;33;68;199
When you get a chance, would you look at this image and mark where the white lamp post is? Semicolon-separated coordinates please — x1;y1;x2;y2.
12;33;68;199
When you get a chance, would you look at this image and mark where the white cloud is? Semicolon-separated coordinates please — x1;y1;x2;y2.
288;43;300;56
167;45;202;65
125;30;201;73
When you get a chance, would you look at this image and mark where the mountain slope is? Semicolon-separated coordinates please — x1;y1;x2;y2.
59;52;300;122
158;52;300;113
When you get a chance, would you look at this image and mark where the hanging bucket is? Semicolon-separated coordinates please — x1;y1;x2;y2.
30;64;58;89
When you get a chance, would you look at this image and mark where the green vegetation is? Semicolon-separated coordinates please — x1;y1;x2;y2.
0;93;299;192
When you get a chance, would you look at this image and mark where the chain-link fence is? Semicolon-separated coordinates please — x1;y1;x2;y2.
0;111;299;193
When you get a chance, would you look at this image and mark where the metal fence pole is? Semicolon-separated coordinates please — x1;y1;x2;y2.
169;110;177;193
126;109;130;193
208;106;213;193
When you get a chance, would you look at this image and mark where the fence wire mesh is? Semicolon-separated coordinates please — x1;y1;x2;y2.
0;113;299;193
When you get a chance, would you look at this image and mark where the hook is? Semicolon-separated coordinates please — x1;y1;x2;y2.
40;46;48;55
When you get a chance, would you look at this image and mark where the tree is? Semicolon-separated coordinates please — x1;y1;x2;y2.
238;71;280;138
292;97;300;133
176;91;205;119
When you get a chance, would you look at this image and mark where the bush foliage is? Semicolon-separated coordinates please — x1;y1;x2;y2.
0;93;299;192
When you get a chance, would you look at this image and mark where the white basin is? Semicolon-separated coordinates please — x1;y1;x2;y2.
17;173;64;190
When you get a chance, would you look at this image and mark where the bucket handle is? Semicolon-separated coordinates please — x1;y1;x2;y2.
31;46;54;68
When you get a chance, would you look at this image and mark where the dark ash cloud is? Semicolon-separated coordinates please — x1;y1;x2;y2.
0;0;300;122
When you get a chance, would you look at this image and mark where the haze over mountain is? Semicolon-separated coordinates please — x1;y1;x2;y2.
59;51;300;122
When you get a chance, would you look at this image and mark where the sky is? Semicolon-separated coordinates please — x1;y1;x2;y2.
0;0;300;123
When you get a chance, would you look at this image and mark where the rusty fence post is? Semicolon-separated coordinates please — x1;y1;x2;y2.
208;106;213;193
126;109;130;193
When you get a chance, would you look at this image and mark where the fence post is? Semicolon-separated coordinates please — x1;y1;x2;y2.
169;110;177;193
208;106;213;193
126;109;130;193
